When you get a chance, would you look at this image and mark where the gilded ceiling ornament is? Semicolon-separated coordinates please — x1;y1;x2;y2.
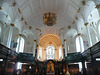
4;22;6;25
0;6;2;10
77;8;81;13
77;33;81;36
82;1;86;5
10;23;15;27
19;34;22;36
55;49;57;50
4;22;8;27
25;21;28;25
6;15;8;18
92;22;94;25
59;33;61;36
37;45;38;47
75;16;78;20
34;40;36;42
1;24;3;27
72;21;75;24
29;26;32;30
11;1;16;7
35;28;41;32
18;8;22;14
21;17;24;21
43;12;57;26
84;23;88;26
64;39;66;42
59;28;65;31
68;26;71;29
95;4;100;9
39;33;42;36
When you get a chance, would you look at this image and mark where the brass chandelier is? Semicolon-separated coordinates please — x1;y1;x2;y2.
43;12;57;26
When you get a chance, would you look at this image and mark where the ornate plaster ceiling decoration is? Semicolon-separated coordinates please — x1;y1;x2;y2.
20;17;24;21
77;7;81;13
11;1;16;7
72;21;75;24
68;26;71;29
29;26;32;30
35;28;41;32
18;8;22;14
43;12;57;26
96;4;100;9
0;6;2;10
25;21;28;25
82;1;86;5
59;28;65;31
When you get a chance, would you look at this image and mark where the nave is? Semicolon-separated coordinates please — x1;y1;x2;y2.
0;0;100;75
0;41;100;75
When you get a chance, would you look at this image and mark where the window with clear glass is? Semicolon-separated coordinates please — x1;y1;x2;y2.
98;23;100;37
16;37;25;53
76;36;84;52
46;45;55;60
39;48;42;59
59;47;62;59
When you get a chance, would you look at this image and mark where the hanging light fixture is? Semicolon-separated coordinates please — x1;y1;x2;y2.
43;12;57;26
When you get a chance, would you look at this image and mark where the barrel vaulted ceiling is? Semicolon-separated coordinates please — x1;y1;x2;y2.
15;0;81;34
0;0;89;41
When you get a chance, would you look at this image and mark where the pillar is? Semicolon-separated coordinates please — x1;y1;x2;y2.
33;40;36;57
16;34;22;53
77;33;84;53
84;23;92;47
64;39;67;57
82;61;87;75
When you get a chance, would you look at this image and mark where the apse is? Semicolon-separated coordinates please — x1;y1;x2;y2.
37;34;63;61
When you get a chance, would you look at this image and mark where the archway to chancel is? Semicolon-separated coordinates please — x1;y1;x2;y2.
37;34;63;73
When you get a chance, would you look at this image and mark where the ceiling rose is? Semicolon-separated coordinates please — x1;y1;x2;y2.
43;12;57;26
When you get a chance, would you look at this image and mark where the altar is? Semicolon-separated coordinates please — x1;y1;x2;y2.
47;61;55;73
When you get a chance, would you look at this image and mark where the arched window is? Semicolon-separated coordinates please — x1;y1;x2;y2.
98;23;100;37
76;36;84;52
59;47;62;59
46;45;55;60
39;48;42;59
16;37;25;53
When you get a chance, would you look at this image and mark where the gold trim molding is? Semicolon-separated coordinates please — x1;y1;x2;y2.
10;23;15;27
84;23;88;26
34;40;37;42
19;34;22;36
64;39;66;42
77;33;81;36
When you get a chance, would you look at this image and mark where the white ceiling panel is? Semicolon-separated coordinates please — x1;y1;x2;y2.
22;5;32;20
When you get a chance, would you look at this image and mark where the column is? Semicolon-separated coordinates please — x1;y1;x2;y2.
82;61;87;75
6;24;15;48
16;34;22;53
64;39;67;57
78;33;83;53
84;23;92;47
33;40;36;57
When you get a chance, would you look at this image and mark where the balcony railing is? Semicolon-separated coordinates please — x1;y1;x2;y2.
0;44;18;61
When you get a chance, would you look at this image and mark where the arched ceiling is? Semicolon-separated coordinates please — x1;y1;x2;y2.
39;34;62;47
0;0;82;39
0;0;99;43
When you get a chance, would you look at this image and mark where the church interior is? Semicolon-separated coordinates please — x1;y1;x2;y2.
0;0;100;75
